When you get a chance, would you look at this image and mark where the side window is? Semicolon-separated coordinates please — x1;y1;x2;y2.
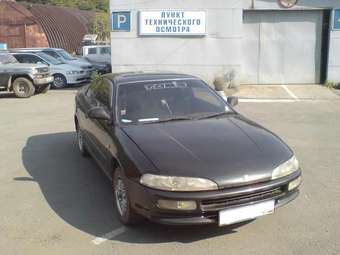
44;50;61;60
15;54;43;64
86;78;112;109
88;48;97;55
100;47;110;55
13;55;24;63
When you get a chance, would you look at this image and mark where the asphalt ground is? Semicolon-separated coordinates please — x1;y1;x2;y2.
0;89;339;255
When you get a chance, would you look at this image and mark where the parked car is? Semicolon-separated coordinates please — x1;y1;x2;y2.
74;72;302;226
81;45;111;64
12;48;94;74
83;58;111;74
11;52;89;89
0;51;53;98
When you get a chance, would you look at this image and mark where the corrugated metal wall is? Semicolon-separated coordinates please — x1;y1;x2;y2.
30;5;95;53
0;0;49;48
0;0;96;53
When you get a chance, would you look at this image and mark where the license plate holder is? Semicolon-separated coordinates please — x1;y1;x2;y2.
219;200;275;226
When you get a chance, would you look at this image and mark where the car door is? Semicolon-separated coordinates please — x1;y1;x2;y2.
84;78;115;175
0;72;10;87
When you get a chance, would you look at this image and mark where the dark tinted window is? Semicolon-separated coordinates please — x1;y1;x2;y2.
43;50;61;60
118;79;228;125
100;47;110;55
88;48;97;55
87;78;112;108
14;54;44;64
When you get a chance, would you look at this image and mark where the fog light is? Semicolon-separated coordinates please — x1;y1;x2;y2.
288;176;302;191
157;200;197;210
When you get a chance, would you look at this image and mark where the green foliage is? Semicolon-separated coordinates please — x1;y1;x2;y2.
91;71;103;89
89;13;110;41
17;0;109;12
325;80;340;89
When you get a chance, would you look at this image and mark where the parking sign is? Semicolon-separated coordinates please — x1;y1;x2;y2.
112;11;131;31
333;9;340;30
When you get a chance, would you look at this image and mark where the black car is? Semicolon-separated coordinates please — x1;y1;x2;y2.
84;57;111;74
74;72;302;226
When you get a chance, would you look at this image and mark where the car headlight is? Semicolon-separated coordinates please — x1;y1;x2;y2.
140;174;218;191
66;70;80;75
272;156;299;180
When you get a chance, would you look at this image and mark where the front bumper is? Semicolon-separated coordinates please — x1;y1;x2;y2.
66;71;91;84
128;171;301;226
33;76;54;86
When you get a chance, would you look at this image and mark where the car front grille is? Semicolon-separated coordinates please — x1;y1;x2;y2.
200;187;285;212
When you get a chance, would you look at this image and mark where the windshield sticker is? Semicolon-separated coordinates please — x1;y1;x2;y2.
138;118;159;122
144;81;187;91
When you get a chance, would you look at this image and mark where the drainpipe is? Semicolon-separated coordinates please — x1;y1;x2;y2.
251;0;255;9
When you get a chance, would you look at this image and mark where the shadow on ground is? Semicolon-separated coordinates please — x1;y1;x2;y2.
20;132;250;244
0;92;17;98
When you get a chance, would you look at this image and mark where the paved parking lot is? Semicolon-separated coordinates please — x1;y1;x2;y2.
0;90;339;255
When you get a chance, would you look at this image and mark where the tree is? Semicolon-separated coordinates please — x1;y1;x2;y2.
89;13;110;41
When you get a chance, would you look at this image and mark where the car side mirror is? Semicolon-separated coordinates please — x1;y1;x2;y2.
227;96;239;107
87;107;111;121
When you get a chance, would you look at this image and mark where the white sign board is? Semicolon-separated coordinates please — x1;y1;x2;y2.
139;11;206;36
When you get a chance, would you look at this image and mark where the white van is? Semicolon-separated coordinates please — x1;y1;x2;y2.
82;45;111;64
11;52;89;89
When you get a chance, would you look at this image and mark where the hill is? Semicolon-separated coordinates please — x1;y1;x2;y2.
16;0;109;12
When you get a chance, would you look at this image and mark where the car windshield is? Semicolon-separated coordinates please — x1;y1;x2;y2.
36;52;63;65
57;50;76;60
0;54;18;64
118;79;230;125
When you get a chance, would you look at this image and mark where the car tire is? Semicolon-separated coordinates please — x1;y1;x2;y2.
77;128;89;157
113;167;140;225
37;84;50;94
52;74;67;89
12;77;35;98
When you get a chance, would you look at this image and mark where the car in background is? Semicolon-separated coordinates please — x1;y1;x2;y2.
82;45;111;64
12;48;94;74
74;72;302;226
84;58;111;74
0;51;53;98
11;51;89;89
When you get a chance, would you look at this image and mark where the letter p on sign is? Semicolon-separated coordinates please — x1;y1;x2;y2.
112;11;131;31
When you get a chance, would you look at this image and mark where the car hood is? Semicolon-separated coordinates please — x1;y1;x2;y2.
4;63;47;70
122;115;293;188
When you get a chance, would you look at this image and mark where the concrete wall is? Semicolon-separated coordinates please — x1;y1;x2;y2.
110;0;340;84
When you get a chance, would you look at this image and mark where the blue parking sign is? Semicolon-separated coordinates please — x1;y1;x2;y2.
333;10;340;30
112;11;131;31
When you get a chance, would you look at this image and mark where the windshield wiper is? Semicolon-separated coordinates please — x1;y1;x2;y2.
197;111;234;120
140;116;193;125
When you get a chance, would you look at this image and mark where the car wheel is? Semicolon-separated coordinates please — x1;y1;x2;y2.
37;84;50;94
113;168;140;225
52;74;67;89
12;77;35;98
77;129;89;157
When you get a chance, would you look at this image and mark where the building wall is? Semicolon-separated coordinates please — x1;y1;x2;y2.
110;0;340;84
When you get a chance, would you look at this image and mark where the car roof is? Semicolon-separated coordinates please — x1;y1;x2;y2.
103;72;199;85
10;48;62;52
